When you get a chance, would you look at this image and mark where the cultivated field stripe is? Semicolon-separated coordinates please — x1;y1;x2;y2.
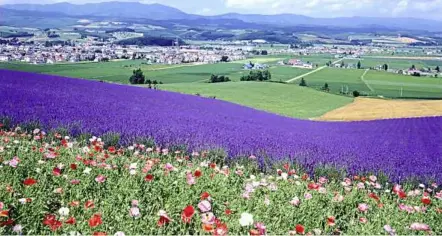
285;58;344;83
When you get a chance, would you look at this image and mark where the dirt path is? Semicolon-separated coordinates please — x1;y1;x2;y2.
286;58;344;83
316;97;442;121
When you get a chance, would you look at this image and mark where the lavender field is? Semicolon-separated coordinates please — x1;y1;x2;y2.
0;69;441;182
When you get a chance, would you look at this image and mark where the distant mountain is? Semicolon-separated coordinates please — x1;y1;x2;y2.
2;1;191;20
2;1;442;31
210;14;442;32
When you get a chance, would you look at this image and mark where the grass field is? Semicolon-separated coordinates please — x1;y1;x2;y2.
364;70;442;98
159;81;353;119
302;68;369;94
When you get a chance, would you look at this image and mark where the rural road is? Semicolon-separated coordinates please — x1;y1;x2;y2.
286;58;344;83
360;69;374;92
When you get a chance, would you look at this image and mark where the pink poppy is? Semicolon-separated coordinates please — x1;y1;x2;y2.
369;175;377;182
95;175;106;183
290;197;300;206
410;223;430;231
359;217;368;224
318;177;328;184
200;212;215;225
358;203;369;213
70;179;80;185
198;200;211;213
186;173;196;185
129;207;141;218
304;193;312;200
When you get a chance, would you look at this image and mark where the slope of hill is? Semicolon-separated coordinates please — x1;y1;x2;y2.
2;2;191;20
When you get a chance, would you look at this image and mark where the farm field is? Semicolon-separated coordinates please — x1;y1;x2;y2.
302;68;369;94
364;71;442;98
355;57;442;70
159;82;352;119
318;97;442;121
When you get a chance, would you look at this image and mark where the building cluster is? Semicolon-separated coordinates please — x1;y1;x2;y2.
0;42;248;65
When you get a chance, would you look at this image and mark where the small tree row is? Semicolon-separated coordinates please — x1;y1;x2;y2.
240;70;271;81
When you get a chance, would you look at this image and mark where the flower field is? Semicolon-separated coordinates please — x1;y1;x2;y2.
0;131;441;234
0;70;441;183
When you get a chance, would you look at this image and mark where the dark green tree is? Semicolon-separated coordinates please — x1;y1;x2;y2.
220;56;229;62
353;90;360;97
382;64;389;71
411;64;416;70
129;68;145;84
299;78;307;87
340;61;345;68
322;83;329;92
357;61;361;69
436;66;440;73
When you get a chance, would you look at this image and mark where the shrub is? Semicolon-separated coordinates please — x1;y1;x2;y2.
209;74;231;83
299;78;307;87
240;70;271;81
353;90;360;97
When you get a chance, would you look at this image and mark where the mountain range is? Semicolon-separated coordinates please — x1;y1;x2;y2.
1;1;442;31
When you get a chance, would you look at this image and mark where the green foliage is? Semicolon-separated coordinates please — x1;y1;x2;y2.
220;56;229;62
299;78;307;87
353;90;360;97
240;70;271;81
209;74;231;83
101;132;121;148
357;61;362;69
435;66;440;73
129;68;145;84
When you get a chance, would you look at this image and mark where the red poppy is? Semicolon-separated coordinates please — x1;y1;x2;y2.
52;167;62;176
93;232;107;236
209;163;216;169
201;192;210;200
145;174;154;182
360;176;367;182
224;209;232;215
70;163;77;170
65;217;76;225
23;178;37;186
0;210;9;217
421;196;431;205
194;169;202;178
69;201;80;207
301;174;309;181
202;223;214;232
249;229;260;236
295;224;305;234
85;200;95;209
283;163;290;171
327;216;336;226
157;215;171;227
88;214;103;228
368;192;380;202
213;223;228;236
108;146;116;153
43;214;62;231
307;183;319;190
181;205;195;223
0;219;14;227
61;139;68;147
397;191;407;199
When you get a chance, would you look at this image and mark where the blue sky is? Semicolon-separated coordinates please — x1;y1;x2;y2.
2;0;442;20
